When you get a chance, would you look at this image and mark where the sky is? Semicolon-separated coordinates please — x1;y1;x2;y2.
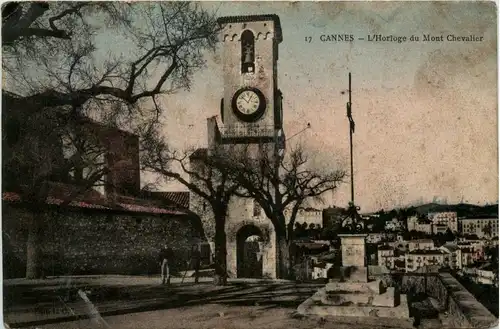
149;1;497;213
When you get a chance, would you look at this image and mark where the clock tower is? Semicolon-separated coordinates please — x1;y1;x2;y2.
217;14;283;143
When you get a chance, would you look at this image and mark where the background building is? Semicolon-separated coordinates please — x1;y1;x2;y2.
289;207;323;227
428;211;458;232
408;239;434;251
377;245;395;269
405;249;446;272
459;218;498;238
407;216;433;234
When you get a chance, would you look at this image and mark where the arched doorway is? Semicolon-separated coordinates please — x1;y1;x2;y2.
237;225;263;278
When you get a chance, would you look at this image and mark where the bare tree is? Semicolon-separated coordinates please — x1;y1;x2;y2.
3;2;218;115
2;2;220;279
220;143;346;279
141;129;239;286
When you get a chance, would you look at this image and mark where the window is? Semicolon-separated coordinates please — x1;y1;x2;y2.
241;30;255;73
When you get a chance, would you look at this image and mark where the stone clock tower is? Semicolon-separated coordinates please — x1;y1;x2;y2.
190;15;284;279
217;14;283;143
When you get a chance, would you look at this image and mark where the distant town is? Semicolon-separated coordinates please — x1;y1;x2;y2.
289;202;498;315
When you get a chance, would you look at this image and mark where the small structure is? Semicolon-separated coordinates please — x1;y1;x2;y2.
297;233;411;320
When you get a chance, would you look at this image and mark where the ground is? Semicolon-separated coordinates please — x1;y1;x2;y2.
3;275;443;329
20;304;411;329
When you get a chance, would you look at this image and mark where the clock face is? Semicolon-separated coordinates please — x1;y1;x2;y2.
236;90;260;115
231;87;267;122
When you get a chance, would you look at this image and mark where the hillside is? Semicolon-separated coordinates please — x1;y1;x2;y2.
413;203;498;218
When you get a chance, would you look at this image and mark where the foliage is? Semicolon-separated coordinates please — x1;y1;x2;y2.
4;2;218;115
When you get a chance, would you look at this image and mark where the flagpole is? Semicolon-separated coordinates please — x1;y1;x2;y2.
348;72;354;205
343;72;362;233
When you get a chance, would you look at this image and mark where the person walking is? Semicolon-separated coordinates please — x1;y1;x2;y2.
159;245;173;285
189;244;201;284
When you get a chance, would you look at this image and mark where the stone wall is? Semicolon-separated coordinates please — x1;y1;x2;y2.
3;205;204;278
371;271;497;328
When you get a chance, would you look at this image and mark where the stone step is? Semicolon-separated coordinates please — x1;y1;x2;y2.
318;287;403;307
372;288;400;307
325;280;385;294
321;293;373;306
298;294;411;319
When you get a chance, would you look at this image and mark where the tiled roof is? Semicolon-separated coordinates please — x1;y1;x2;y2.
147;191;190;209
3;182;187;216
116;203;184;215
3;192;112;210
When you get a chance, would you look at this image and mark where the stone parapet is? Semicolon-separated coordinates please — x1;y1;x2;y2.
369;272;498;328
439;273;497;328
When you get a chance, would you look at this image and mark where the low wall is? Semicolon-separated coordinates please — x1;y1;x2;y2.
371;271;497;328
3;205;206;278
439;273;498;329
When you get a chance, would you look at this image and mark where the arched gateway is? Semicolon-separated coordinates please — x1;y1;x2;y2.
226;210;277;278
236;225;263;278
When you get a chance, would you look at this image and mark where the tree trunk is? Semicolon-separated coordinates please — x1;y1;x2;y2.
286;221;296;270
212;212;227;286
26;211;44;279
276;234;291;279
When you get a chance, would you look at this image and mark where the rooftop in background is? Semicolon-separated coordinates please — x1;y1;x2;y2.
300;207;322;212
407;239;434;244
408;249;446;255
441;244;460;252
